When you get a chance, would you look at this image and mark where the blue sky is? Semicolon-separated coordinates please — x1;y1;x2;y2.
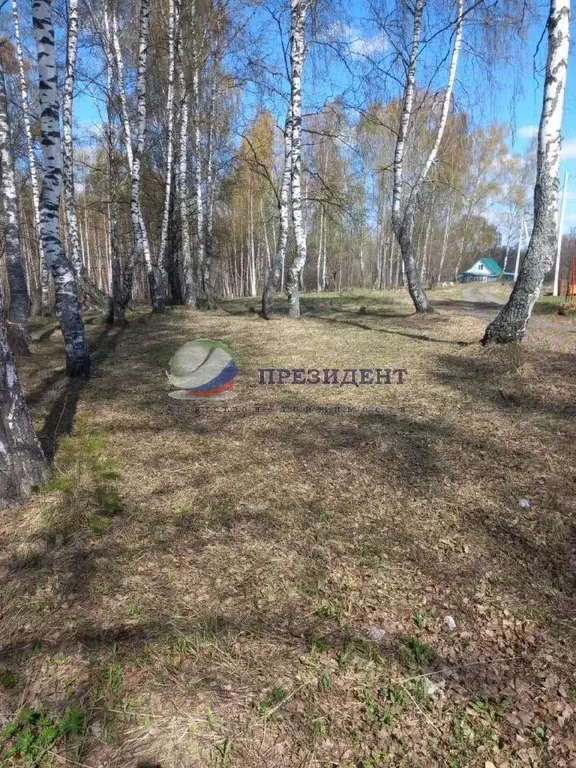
506;10;576;234
73;0;575;233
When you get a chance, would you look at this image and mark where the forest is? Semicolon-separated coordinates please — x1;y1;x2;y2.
0;0;573;324
0;0;575;766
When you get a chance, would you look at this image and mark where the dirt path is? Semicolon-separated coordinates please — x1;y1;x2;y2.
460;283;575;344
460;284;506;320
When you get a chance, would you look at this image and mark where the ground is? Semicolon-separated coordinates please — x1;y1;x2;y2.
1;285;575;767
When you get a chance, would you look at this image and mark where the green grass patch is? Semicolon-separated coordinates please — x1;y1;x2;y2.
397;637;438;670
0;706;86;766
257;686;288;716
0;668;18;690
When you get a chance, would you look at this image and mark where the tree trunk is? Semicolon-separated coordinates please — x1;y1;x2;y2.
32;0;90;378
11;0;50;316
316;204;324;291
63;0;114;322
483;0;570;344
0;67;30;354
104;4;125;325
392;0;463;313
322;216;328;290
262;106;292;317
192;60;213;307
286;0;309;318
158;0;177;302
434;198;453;286
112;2;164;312
419;210;432;283
204;72;218;305
175;0;196;307
248;181;257;296
0;286;49;508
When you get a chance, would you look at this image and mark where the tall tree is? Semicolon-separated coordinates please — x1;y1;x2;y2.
0;282;49;508
11;0;49;315
262;106;292;317
32;0;90;378
112;0;164;313
0;60;29;354
483;0;570;343
175;0;196;306
193;55;211;306
286;0;309;318
63;0;114;321
391;0;463;312
158;0;177;301
204;67;219;305
103;2;125;324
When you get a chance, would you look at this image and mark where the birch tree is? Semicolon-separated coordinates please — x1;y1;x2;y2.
175;0;196;306
0;281;49;507
32;0;90;378
63;0;114;321
11;0;49;315
0;64;29;354
204;71;219;304
391;0;463;313
262;106;292;317
158;0;176;296
103;2;124;323
286;0;309;318
112;0;164;312
193;60;213;306
483;0;570;343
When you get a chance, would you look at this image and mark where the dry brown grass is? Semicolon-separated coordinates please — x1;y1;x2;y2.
1;286;576;767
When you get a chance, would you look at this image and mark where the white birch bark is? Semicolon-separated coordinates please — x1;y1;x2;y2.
316;205;323;291
112;2;164;311
483;0;570;343
175;0;196;306
286;0;309;318
321;215;328;289
32;0;90;378
436;197;453;285
63;0;82;281
158;0;177;300
262;105;292;317
0;66;30;354
392;0;463;313
0;283;48;507
63;0;114;320
192;61;213;306
11;0;49;314
203;73;218;306
419;212;432;282
104;3;125;324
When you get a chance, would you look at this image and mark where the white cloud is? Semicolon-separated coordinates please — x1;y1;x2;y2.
517;124;537;139
561;138;576;159
349;31;388;57
323;22;388;58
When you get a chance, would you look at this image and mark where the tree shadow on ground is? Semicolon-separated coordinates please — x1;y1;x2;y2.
3;307;576;766
433;348;576;420
220;292;408;319
430;298;503;313
38;326;124;460
312;314;470;345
